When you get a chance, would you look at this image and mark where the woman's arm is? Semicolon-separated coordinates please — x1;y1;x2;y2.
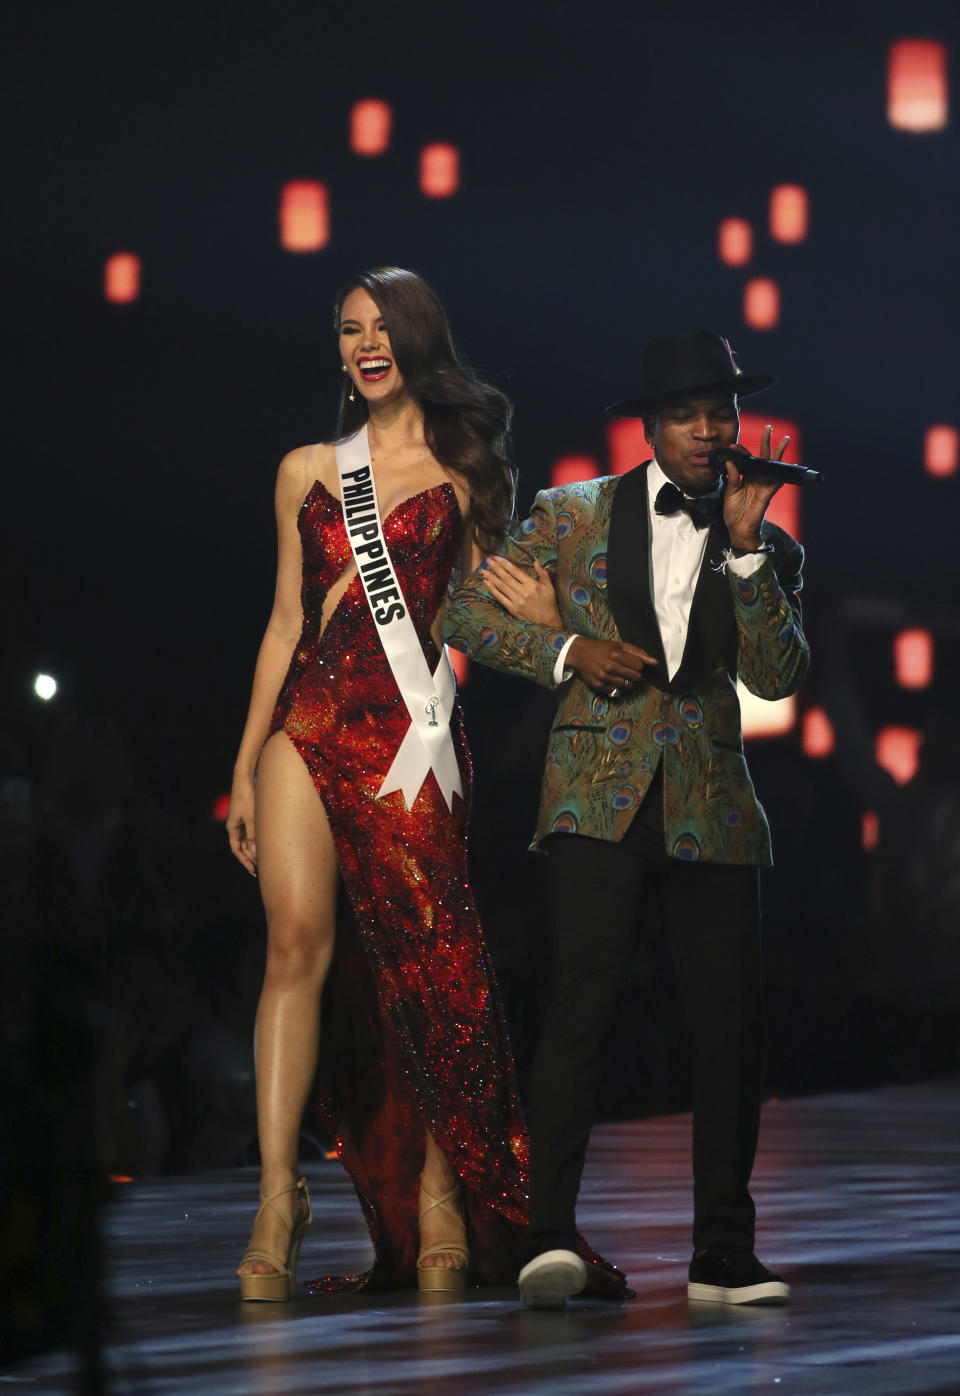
430;483;484;650
226;449;308;874
431;496;561;651
439;490;570;690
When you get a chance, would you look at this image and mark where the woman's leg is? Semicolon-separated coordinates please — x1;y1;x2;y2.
419;1129;464;1271
238;732;338;1275
241;734;464;1276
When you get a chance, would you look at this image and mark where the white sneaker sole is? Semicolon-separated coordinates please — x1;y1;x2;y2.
518;1249;587;1310
688;1279;791;1305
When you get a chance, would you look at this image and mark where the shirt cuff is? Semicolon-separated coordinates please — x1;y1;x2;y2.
726;550;767;578
552;633;581;685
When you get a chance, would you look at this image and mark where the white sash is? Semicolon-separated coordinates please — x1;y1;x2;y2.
334;425;464;812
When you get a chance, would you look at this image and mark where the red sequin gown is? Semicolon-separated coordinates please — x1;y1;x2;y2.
268;476;626;1296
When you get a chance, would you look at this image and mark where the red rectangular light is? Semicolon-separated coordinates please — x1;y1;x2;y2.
420;144;459;198
893;628;934;689
743;278;780;330
888;39;949;132
279;181;330;251
875;725;923;785
350;100;392;156
801;706;835;758
925;424;958;477
606;419;652;476
105;252;140;303
551;454;600;488
769;185;808;243
718;218;752;267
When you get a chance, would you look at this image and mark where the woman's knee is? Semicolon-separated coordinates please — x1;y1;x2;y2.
263;914;334;987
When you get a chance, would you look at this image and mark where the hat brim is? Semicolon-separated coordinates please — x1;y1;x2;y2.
605;374;775;418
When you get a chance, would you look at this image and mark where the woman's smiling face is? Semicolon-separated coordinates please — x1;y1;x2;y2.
339;287;406;404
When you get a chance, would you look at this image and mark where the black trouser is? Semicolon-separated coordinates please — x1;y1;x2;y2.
529;782;762;1258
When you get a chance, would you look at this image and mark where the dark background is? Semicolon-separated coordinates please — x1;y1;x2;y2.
3;0;959;1202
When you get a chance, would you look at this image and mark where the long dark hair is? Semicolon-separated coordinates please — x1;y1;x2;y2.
333;267;516;553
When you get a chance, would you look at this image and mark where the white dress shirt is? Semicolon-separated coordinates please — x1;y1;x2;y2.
552;459;765;685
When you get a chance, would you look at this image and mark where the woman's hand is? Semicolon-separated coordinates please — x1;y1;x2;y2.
226;775;258;877
481;555;561;628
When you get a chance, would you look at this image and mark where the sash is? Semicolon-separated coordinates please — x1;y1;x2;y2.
334;426;464;812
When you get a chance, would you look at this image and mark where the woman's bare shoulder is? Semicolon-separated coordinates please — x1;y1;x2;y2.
277;442;337;502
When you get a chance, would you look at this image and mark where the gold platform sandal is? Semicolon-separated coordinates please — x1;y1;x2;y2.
417;1180;469;1292
237;1177;312;1302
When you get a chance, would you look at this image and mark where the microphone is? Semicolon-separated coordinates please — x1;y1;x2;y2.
708;447;824;487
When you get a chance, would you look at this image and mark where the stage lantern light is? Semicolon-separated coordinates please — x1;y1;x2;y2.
924;424;958;477
718;218;753;267
861;811;879;851
420;144;459;198
875;725;923;785
893;628;934;689
738;413;802;540
551;455;600;488
888;39;949;132
104;253;140;304
350;99;392;155
212;793;231;822
801;706;835;758
769;185;808;243
606;419;652;476
743;278;780;330
279;181;330;251
738;686;797;740
34;673;58;700
447;646;470;686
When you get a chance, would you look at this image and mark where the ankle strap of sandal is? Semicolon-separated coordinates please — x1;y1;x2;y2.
418;1182;461;1219
258;1177;311;1228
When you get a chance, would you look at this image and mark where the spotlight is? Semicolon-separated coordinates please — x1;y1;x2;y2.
34;674;58;701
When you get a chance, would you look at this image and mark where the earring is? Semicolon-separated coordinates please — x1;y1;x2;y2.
342;364;356;402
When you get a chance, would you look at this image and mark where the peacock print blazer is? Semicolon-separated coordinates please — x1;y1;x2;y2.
440;462;810;866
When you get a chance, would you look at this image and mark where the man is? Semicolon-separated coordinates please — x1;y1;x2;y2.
441;330;809;1308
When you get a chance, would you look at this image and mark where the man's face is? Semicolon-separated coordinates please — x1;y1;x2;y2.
644;394;740;496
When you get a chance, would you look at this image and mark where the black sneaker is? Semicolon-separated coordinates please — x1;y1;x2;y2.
687;1250;790;1305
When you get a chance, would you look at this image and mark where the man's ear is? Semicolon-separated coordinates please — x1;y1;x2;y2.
642;415;657;451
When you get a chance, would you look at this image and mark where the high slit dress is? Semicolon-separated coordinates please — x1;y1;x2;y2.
267;470;627;1297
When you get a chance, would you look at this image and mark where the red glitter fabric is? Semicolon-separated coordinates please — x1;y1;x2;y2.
268;478;627;1297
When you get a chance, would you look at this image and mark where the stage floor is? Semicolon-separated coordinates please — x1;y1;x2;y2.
14;1081;960;1394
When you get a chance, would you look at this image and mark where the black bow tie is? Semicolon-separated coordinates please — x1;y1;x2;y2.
654;482;723;531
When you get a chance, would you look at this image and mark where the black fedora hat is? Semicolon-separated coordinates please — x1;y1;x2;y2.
606;329;774;417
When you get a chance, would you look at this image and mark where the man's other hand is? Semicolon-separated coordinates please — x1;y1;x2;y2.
567;639;656;696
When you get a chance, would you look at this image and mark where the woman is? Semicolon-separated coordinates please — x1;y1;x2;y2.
227;268;548;1297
